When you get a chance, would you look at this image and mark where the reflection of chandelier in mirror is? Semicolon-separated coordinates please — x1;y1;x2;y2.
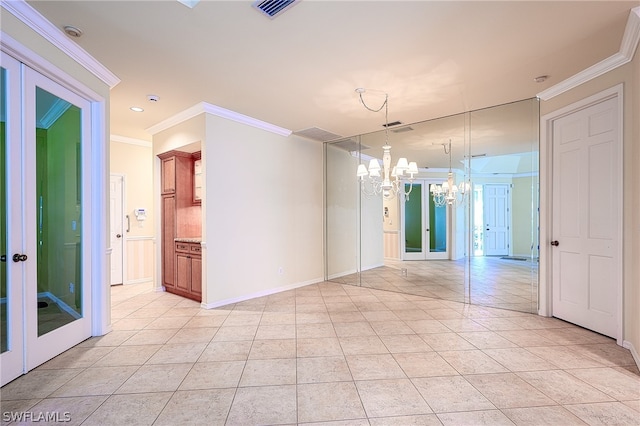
430;139;470;207
355;88;418;200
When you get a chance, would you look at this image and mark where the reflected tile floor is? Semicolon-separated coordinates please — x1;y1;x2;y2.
332;257;539;314
1;281;638;425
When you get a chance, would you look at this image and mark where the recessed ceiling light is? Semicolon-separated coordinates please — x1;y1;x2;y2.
130;106;144;112
534;75;549;83
63;25;83;38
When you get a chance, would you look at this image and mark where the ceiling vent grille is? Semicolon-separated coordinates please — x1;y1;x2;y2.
252;0;299;19
294;127;342;142
391;126;414;133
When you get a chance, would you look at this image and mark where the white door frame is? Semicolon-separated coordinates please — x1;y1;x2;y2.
1;31;110;384
539;84;623;345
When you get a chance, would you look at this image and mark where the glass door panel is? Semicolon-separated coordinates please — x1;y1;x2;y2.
34;86;82;336
428;192;447;253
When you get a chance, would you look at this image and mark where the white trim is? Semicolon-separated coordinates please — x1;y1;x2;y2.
539;84;624;345
0;0;120;88
622;340;640;370
537;7;640;100
146;102;292;137
126;235;155;241
201;277;324;309
111;134;152;148
1;32;105;103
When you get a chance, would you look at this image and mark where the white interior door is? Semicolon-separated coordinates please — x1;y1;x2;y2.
551;96;620;339
110;174;124;285
484;184;509;256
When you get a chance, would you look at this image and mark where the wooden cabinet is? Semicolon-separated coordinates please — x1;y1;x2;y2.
175;241;202;301
161;195;176;289
158;150;202;300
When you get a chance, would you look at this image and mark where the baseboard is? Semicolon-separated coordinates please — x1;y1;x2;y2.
328;269;357;280
38;291;82;320
201;276;324;309
124;277;154;285
622;339;640;370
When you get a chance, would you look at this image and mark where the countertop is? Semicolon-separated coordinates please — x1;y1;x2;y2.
174;238;202;243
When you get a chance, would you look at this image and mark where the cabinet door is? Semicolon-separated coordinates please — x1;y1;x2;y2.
162;195;176;288
176;252;190;291
191;256;202;297
161;157;176;194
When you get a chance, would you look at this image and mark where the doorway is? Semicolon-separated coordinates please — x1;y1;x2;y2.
1;53;94;386
400;181;448;260
473;183;510;257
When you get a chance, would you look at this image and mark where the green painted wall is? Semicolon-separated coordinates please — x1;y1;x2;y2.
37;102;82;312
404;183;422;251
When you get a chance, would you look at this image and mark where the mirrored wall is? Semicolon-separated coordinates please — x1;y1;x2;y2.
325;98;539;313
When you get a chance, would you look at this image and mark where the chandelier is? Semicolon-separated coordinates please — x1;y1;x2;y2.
355;88;418;199
430;139;470;207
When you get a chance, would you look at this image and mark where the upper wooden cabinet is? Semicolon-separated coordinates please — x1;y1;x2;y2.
159;151;193;195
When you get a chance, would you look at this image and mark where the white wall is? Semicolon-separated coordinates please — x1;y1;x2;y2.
202;114;324;306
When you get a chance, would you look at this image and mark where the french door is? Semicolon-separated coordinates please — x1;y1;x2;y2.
1;53;92;386
401;181;448;260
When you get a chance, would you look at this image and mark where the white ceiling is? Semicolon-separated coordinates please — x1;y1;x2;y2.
24;0;640;144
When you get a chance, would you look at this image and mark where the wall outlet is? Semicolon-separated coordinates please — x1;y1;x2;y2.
69;282;74;293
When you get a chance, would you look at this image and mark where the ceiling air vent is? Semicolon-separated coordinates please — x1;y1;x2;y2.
382;121;402;128
252;0;299;19
391;126;414;134
294;127;343;142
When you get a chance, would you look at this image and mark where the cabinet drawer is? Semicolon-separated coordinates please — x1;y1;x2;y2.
175;243;190;252
190;244;202;254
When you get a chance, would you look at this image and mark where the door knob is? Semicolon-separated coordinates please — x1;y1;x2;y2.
0;254;5;262
116;234;122;238
12;253;28;262
550;240;559;246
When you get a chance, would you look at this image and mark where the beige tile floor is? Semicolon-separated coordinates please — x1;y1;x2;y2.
1;281;639;425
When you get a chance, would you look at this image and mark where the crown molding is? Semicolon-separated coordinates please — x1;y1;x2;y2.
538;6;640;100
111;134;152;147
39;98;71;129
146;102;292;137
1;0;120;88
